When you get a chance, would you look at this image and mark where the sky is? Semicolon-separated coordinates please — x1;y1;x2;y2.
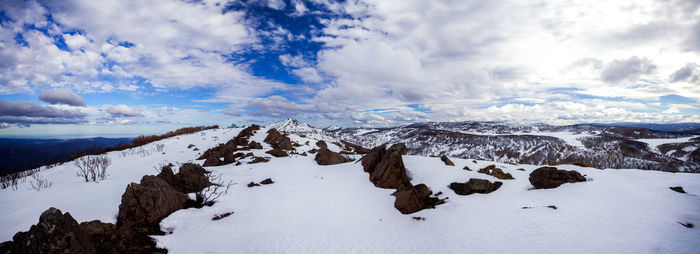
0;0;699;137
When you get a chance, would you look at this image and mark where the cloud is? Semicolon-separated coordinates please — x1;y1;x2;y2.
105;104;142;117
600;57;657;84
669;63;699;83
0;99;87;126
38;88;86;106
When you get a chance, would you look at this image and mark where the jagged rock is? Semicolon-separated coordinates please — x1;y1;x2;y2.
669;186;686;193
172;163;211;193
441;155;455;166
308;148;318;154
247;182;260;187
264;128;293;150
248;141;263;149
266;148;289;157
478;165;514;180
203;153;222;167
197;125;260;163
260;178;274;185
300;152;308;156
363;143;411;189
393;184;443;214
529;166;586;189
249;157;270;164
449;178;503;195
117;176;187;232
316;140;328;148
1;207;96;254
463;166;471;171
315;148;351;165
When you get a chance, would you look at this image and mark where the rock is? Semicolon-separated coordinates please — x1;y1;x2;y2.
308;148;318;154
260;178;274;185
249;157;270;164
449;178;503;195
669;186;686;193
341;141;371;154
264;128;293;150
2;207;96;254
266;148;289;157
393;184;443;214
171;163;212;193
247;182;260;187
440;155;455;166
300;152;308;156
316;140;328;148
529;166;586;189
463;166;471;171
516;168;526;171
203;153;221;167
248;141;263;149
212;212;233;221
478;165;514;180
367;143;411;189
117;176;187;232
315;148;352;165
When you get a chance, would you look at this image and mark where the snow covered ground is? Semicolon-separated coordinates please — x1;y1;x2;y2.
636;136;698;153
1;125;699;253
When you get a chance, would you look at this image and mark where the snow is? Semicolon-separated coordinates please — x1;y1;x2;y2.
636;136;698;152
528;131;591;148
1;126;699;253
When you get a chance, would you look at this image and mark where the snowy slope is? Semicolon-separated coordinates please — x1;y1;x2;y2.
1;121;699;253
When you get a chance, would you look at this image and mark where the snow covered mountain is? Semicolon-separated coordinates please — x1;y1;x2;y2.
328;121;700;172
1;119;699;253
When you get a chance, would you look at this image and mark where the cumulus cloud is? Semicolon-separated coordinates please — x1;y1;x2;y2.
600;57;657;84
38;88;86;106
669;63;699;83
105;104;142;117
0;99;87;126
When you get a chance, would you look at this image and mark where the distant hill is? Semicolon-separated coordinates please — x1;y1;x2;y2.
589;122;700;133
0;137;133;175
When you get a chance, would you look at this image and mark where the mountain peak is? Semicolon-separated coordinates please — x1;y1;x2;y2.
266;118;315;133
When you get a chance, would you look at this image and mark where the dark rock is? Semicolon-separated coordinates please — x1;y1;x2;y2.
117;176;187;232
266;148;289;157
669;186;686;193
368;144;411;189
264;128;293;150
393;184;444;214
308;148;318;154
412;217;425;221
249;157;270;164
449;178;503;195
315;148;352;165
316;140;328;148
341;140;371;154
679;222;694;228
516;168;526;171
260;178;274;185
248;141;263;149
3;207;96;254
212;212;233;221
171;163;211;193
463;166;471;171
247;182;260;187
203;153;222;167
529;166;586;189
187;144;195;149
478;165;514;180
300;152;308;156
440;155;455;166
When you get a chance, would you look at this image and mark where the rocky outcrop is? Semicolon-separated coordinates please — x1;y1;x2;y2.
478;165;514;180
266;148;289;157
361;143;444;214
449;178;503;195
529;166;586;189
669;186;686;193
198;125;260;166
157;163;212;193
362;143;411;189
315;148;352;165
316;140;328;148
0;208;96;254
117;176;188;232
264;128;293;150
440;155;455;166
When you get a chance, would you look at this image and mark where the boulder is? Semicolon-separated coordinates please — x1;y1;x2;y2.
315;148;352;165
264;128;293;150
669;186;686;193
393;184;443;214
316;140;328;148
248;141;263;149
266;148;289;157
172;163;212;193
528;166;586;189
249;157;270;164
449;178;503;195
463;166;471;171
260;178;274;185
366;143;411;189
2;208;96;254
117;176;187;231
478;165;514;180
440;155;455;166
203;153;222;167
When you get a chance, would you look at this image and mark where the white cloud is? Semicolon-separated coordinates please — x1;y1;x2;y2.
104;104;142;117
38;88;86;106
